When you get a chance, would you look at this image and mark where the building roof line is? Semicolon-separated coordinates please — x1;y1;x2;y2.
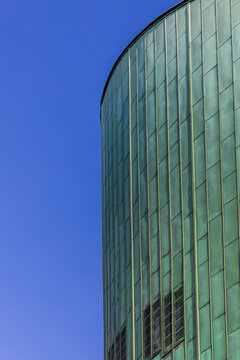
100;0;191;107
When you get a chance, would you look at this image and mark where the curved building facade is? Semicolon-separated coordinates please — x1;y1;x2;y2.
100;0;240;359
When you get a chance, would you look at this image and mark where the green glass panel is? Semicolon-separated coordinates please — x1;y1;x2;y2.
203;34;217;74
147;91;156;137
162;254;171;277
168;78;178;126
180;74;190;121
157;82;167;128
156;21;165;58
233;24;240;62
192;66;203;105
201;0;214;12
169;120;179;148
172;214;182;256
151;234;159;273
149;176;158;215
177;6;187;38
208;162;221;220
200;347;211;360
197;236;208;266
195;133;206;187
141;214;149;265
224;197;238;244
222;134;236;178
158;123;168;162
219;39;233;92
210;215;223;275
211;270;225;320
228;329;240;360
223;172;237;204
183;164;193;218
204;66;218;119
181;118;191;168
198;261;210;308
170;142;179;171
139;127;146;173
157;52;166;88
187;338;197;359
184;214;194;253
232;2;240;28
206;113;220;168
139;97;146;130
150;211;158;237
185;249;195;298
193;99;204;139
147;42;154;76
225;239;239;289
161;204;170;256
202;3;216;42
190;0;201;40
171;165;181;218
227;283;240;333
174;341;185;359
162;272;171;296
220;85;234;141
132;158;138;205
138;68;145;102
134;235;140;283
186;295;196;341
217;0;231;46
199;304;211;352
142;263;150;308
147;71;155;96
152;270;160;301
178;33;188;79
135;280;141;319
168;57;177;83
173;251;183;288
167;27;176;63
196;183;208;239
131;61;137;102
148;132;157;181
159;158;169;208
191;34;202;72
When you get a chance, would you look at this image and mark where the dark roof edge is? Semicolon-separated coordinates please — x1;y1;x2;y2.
101;0;191;107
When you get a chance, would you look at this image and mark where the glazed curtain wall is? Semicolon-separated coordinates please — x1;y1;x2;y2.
101;0;240;359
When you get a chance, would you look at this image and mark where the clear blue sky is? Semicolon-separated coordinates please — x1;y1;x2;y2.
0;0;177;359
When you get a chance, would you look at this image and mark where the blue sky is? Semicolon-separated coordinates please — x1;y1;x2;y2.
0;0;177;359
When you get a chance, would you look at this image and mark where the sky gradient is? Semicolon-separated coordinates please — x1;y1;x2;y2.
0;0;178;358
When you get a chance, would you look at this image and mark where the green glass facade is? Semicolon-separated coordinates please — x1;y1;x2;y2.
100;0;240;359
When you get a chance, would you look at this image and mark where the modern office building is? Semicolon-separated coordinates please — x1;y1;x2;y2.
100;0;240;359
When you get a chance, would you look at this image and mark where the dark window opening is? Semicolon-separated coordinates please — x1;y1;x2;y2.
144;305;151;358
121;326;126;360
164;293;172;348
152;299;161;355
174;286;184;343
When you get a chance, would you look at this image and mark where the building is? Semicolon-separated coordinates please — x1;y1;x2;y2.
100;0;240;359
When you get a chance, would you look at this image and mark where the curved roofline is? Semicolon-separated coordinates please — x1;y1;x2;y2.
101;0;191;106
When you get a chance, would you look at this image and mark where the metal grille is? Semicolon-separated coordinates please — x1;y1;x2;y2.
120;326;126;360
164;294;172;348
174;287;184;343
143;305;151;358
152;299;161;355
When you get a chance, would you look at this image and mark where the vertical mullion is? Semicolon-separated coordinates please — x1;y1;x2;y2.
102;101;107;360
144;35;153;359
128;50;136;360
200;1;214;358
176;11;187;359
136;45;144;360
188;3;201;359
154;26;163;356
164;17;174;357
215;0;229;358
230;0;240;330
